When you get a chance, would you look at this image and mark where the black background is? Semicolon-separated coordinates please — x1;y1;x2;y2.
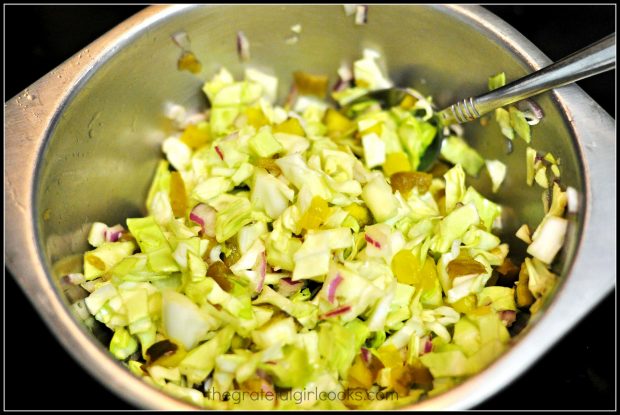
4;5;616;411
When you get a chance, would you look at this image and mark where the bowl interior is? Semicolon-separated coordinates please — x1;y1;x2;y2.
34;4;585;408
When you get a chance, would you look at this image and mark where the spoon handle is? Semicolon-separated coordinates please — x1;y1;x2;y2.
438;33;615;125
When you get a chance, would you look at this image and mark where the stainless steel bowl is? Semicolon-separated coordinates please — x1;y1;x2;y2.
5;5;615;410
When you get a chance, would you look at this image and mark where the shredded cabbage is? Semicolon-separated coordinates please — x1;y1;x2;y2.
72;50;571;410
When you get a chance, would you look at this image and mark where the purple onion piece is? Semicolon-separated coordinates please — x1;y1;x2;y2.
360;347;371;363
236;31;250;62
61;273;86;286
327;273;343;304
256;251;266;293
364;234;381;249
277;277;303;297
321;305;351;319
284;84;298;109
190;204;216;238
517;99;544;125
499;310;517;327
106;224;125;242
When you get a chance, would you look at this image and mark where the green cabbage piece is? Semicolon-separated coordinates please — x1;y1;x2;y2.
259;345;313;389
485;159;507;193
318;321;359;379
398;114;437;171
509;106;531;144
109;327;138;360
434;203;480;253
215;197;253;243
83;241;137;280
248;126;283;158
362;175;398;222
488;72;506;91
440;136;485;177
179;325;235;385
495;108;515;140
251;169;294;219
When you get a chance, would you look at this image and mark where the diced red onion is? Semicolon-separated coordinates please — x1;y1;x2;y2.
190;204;216;238
499;310;517;327
517;99;544;125
237;31;250;62
327;273;343;304
171;31;191;51
256;251;266;293
338;64;354;83
62;273;86;286
321;305;352;319
277;277;303;297
284;84;298;109
355;5;368;25
364;234;381;249
360;347;371;364
333;64;354;92
105;224;125;242
332;78;349;93
215;145;224;160
423;338;433;354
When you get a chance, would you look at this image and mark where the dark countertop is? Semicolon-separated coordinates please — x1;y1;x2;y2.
4;5;615;411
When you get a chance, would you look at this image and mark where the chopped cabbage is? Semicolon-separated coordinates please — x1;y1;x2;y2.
73;50;570;410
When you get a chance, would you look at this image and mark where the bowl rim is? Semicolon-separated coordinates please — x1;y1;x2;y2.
5;4;616;410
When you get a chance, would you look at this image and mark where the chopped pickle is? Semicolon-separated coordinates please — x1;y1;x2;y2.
390;365;412;396
293;70;329;97
177;51;202;74
169;171;187;218
347;355;374;389
391;250;422;286
246;106;270;129
451;294;477;314
469;305;493;316
516;262;535;308
383;152;411;177
375;344;403;369
180;122;210;149
299;196;330;231
323;108;355;138
391;360;433;395
420;256;438;292
344;203;371;227
447;255;486;279
390;171;433;196
496;258;520;279
223;240;242;268
400;94;418;110
256;157;282;176
406;359;433;389
428;160;452;178
360;122;383;137
207;261;233;292
272;117;305;136
147;339;187;367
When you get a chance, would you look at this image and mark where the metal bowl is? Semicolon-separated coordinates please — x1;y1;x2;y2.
5;5;615;410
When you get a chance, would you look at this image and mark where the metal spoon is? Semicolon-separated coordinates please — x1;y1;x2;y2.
344;33;615;172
